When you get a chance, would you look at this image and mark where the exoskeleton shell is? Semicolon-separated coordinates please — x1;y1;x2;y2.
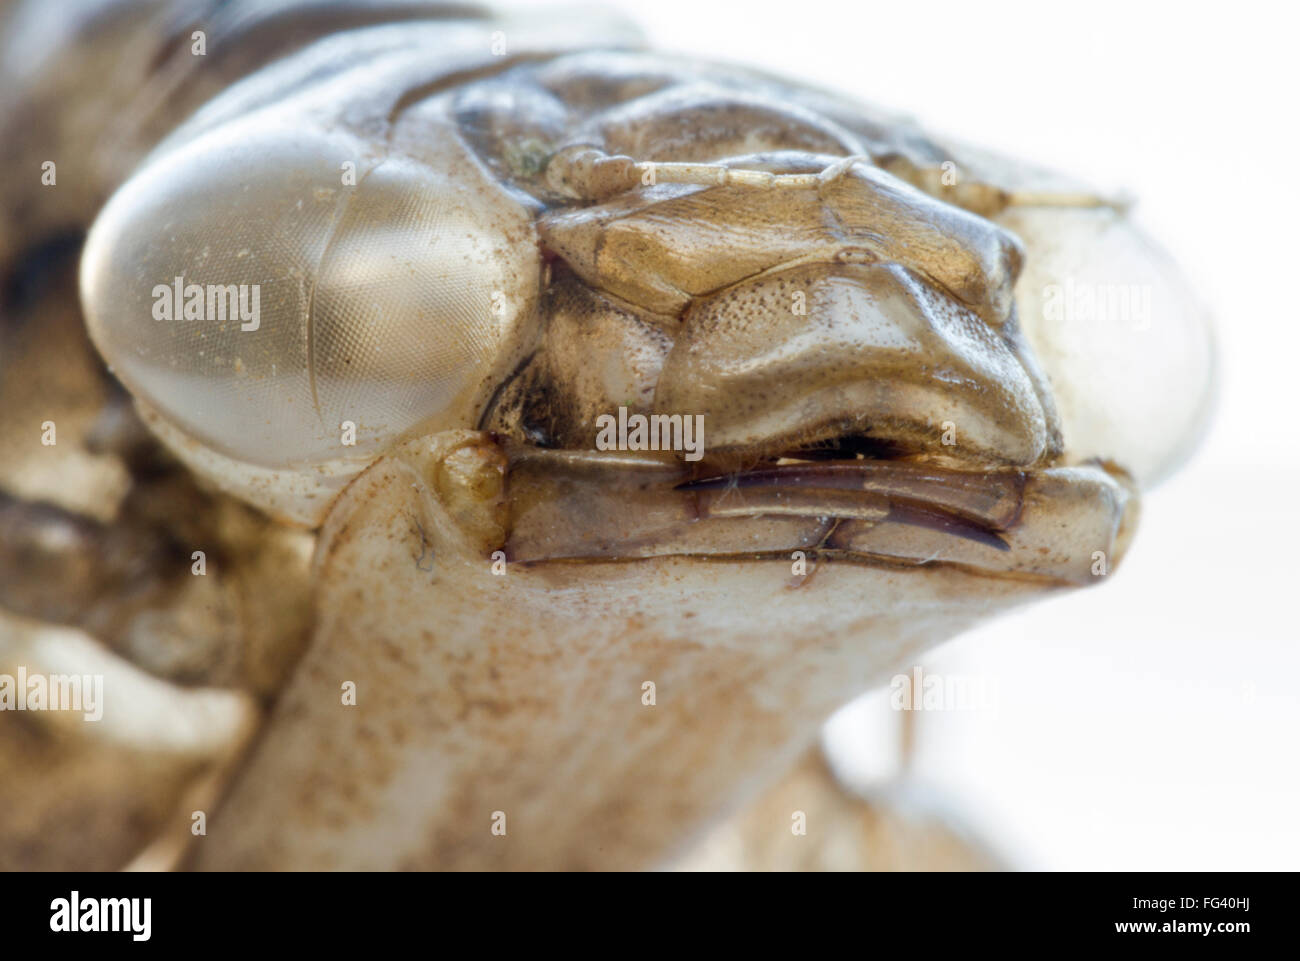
80;14;638;523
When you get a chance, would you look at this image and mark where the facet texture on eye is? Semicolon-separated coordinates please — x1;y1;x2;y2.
80;112;539;510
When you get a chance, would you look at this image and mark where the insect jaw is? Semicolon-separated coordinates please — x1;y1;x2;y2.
497;443;1138;586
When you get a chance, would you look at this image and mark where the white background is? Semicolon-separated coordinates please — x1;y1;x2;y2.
506;0;1300;869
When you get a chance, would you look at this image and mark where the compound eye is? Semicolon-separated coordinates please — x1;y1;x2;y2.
81;118;537;517
1001;206;1215;488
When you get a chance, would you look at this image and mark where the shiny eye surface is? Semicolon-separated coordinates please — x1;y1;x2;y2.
80;104;538;514
1000;205;1216;488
